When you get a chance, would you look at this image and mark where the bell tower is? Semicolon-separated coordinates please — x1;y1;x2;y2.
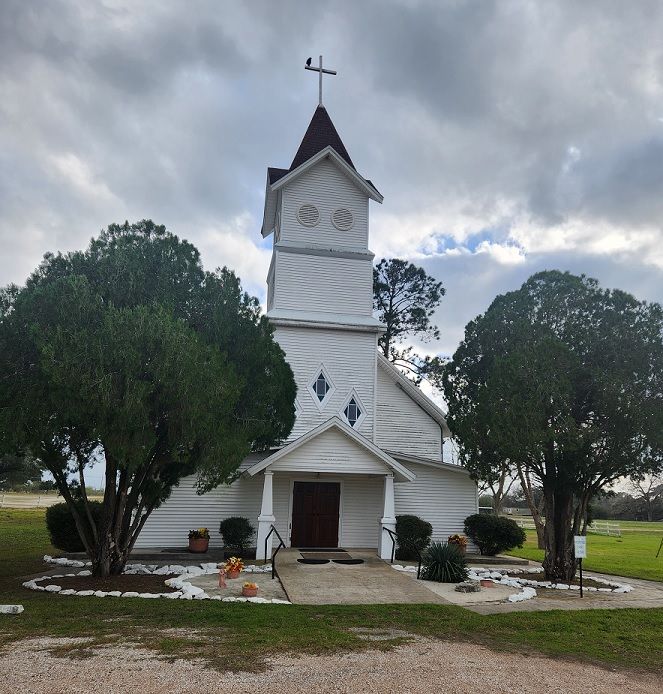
259;61;383;442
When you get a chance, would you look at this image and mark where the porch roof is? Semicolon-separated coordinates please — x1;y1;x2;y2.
245;417;416;482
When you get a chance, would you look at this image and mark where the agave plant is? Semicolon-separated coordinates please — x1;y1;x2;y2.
420;542;468;583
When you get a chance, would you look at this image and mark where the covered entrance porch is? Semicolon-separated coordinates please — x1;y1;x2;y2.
244;418;415;560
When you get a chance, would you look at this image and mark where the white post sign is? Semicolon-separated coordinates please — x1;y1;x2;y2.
574;535;587;558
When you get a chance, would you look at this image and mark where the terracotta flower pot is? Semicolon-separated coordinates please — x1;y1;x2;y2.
188;537;209;553
226;569;241;579
480;579;494;588
242;586;258;598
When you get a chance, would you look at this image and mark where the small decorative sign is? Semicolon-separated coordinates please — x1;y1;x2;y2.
574;535;587;558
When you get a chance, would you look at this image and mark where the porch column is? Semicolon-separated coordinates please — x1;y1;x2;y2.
379;473;396;560
255;471;275;561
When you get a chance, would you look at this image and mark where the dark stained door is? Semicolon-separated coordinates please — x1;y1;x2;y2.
291;481;340;548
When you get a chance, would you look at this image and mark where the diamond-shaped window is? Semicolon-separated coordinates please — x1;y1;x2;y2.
344;398;362;427
313;372;330;402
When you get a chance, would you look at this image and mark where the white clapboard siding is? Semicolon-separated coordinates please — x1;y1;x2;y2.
136;470;385;550
135;475;263;549
272;251;373;316
274;325;377;441
281;158;369;250
267;428;389;476
394;463;478;542
375;365;442;460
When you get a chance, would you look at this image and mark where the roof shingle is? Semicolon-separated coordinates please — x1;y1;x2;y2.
289;106;355;171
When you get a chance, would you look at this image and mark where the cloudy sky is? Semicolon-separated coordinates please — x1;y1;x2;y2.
3;0;663;365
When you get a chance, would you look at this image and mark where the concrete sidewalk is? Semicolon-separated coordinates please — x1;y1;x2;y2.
275;549;450;605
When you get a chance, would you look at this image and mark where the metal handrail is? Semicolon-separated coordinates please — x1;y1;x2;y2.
382;526;423;579
264;524;286;580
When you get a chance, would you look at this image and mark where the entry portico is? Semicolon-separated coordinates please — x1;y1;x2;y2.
248;418;413;560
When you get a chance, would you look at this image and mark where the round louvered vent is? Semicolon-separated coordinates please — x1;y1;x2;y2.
331;208;353;230
297;204;320;227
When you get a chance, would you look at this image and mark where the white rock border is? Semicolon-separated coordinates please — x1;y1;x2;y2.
23;556;291;605
468;567;633;594
390;564;537;603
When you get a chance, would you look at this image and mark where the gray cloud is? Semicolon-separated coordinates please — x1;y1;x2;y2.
1;0;663;354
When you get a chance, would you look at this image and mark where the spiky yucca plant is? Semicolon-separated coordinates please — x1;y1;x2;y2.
420;542;468;583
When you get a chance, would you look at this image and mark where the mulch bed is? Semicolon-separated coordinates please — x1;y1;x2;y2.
516;571;607;589
46;574;180;593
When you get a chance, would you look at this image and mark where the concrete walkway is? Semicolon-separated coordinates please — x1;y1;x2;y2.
275;549;449;605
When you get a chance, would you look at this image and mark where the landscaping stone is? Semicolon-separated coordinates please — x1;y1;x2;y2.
455;581;481;593
33;557;291;605
0;605;24;614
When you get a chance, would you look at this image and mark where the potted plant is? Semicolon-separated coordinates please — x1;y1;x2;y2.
242;581;258;598
188;528;210;553
224;556;244;579
448;534;468;555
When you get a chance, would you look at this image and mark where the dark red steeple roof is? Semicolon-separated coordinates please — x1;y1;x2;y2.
289;106;355;171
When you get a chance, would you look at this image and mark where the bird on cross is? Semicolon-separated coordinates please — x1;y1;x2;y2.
305;56;337;106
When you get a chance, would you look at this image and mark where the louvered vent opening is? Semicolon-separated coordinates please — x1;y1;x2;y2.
297;204;320;227
331;208;353;230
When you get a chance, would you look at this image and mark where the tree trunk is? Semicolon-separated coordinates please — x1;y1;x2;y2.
91;540;129;577
533;513;546;550
542;484;576;582
516;464;546;549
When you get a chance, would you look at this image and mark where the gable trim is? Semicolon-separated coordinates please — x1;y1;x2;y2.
245;417;416;482
270;147;383;203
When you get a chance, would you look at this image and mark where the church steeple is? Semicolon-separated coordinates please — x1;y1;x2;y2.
290;106;355;171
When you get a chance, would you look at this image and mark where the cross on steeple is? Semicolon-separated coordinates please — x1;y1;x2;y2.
305;55;337;107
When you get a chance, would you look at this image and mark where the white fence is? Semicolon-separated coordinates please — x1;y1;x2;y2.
512;516;622;537
0;493;63;509
587;521;622;537
513;517;537;530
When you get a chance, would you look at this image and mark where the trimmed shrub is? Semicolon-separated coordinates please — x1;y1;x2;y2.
421;542;468;583
45;501;103;552
464;513;526;556
219;516;255;556
395;514;433;560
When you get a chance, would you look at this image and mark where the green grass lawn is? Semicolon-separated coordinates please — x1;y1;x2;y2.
506;528;663;582
1;509;662;674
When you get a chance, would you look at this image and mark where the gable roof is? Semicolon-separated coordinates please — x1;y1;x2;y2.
290;106;355;171
267;167;288;185
245;416;416;482
377;353;450;436
271;146;382;201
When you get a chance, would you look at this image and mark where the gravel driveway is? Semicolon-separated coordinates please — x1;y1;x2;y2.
0;636;659;694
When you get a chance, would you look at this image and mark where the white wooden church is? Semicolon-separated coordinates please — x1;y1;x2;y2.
137;65;478;558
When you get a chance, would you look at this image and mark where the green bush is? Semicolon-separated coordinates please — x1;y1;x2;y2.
45;501;103;552
219;516;255;555
464;513;526;556
421;542;468;582
395;514;433;560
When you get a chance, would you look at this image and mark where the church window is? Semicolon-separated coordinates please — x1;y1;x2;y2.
344;398;362;427
297;203;320;227
313;372;330;401
341;390;366;428
308;365;335;409
331;207;353;230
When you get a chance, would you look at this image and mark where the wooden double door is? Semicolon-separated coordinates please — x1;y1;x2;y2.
290;481;341;548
